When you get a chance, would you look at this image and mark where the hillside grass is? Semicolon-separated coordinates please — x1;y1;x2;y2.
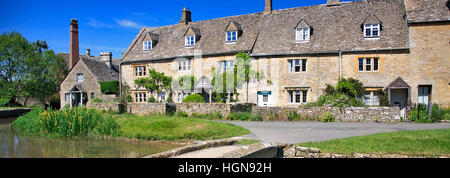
298;129;450;157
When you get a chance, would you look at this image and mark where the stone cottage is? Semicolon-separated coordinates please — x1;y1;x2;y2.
59;19;120;108
120;0;449;107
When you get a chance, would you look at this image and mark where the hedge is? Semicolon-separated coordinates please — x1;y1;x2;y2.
99;81;119;94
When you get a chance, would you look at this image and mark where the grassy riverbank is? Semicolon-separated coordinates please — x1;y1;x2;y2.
12;107;250;141
298;129;450;157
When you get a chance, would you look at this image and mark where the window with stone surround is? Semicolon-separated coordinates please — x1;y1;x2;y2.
358;57;379;72
218;60;234;73
178;60;191;72
134;65;147;77
226;31;238;42
143;41;152;50
295;28;310;41
76;73;84;83
288;59;307;73
185;35;195;46
134;92;147;103
288;90;307;104
364;24;380;38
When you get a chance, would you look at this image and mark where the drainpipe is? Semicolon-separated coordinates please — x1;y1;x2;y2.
119;62;122;99
339;50;342;80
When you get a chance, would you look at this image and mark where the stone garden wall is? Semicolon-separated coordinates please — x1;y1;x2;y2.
252;106;401;122
175;103;255;117
126;103;167;116
86;102;120;111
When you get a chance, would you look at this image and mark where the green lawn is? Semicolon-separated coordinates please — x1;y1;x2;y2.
298;129;450;157
114;114;250;141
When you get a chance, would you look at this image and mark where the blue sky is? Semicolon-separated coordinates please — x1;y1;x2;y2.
0;0;356;58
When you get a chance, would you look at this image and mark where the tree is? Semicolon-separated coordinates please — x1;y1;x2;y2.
0;32;67;106
134;69;172;96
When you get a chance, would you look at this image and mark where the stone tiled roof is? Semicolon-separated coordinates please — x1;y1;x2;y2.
404;0;450;23
81;57;119;82
121;0;411;62
387;77;411;88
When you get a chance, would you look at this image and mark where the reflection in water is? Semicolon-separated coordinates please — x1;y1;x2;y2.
0;117;180;158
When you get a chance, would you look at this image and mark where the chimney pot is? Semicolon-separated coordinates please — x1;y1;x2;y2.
86;49;91;57
179;7;192;25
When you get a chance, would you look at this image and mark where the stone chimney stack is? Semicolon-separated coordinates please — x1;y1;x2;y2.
264;0;272;14
327;0;341;6
69;19;79;70
179;7;192;25
100;52;112;68
86;49;90;57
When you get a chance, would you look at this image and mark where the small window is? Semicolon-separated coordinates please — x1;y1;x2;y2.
301;59;307;72
373;58;379;71
178;60;191;72
358;58;364;71
134;66;147;77
288;91;294;103
364;24;380;38
364;92;371;106
76;73;84;83
226;31;238;42
302;90;307;103
65;93;70;101
358;57;379;72
90;92;94;100
288;59;307;73
365;58;371;71
219;61;234;72
143;41;152;50
185;36;195;46
134;92;147;103
296;28;310;41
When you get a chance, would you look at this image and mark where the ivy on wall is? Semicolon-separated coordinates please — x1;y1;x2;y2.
99;80;119;94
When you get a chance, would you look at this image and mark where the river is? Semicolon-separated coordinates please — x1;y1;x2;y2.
0;117;181;158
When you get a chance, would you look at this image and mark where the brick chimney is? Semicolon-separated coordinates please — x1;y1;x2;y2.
179;7;192;25
100;52;112;68
86;48;90;57
264;0;272;14
327;0;341;6
69;19;79;70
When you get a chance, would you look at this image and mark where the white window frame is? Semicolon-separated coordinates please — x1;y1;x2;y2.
364;24;380;38
134;66;147;77
288;59;306;73
185;35;195;46
65;93;70;101
134;92;147;103
226;30;238;42
219;61;234;72
295;28;310;42
358;57;379;72
178;60;191;72
76;73;84;83
143;41;152;50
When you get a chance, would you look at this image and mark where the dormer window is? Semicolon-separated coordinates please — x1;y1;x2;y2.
226;31;238;42
185;35;195;46
76;73;84;83
296;28;310;41
143;41;152;50
364;24;380;38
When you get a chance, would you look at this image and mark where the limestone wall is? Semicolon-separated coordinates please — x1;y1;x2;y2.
252;106;401;122
86;102;120;112
176;103;255;117
126;103;167;116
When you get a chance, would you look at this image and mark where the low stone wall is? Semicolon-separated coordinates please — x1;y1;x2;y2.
283;146;448;158
126;103;167;116
145;138;238;158
252;106;401;122
86;102;120;111
176;103;255;117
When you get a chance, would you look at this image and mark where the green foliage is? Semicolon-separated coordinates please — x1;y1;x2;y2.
409;104;432;123
175;111;188;118
134;69;172;94
377;89;389;106
99;81;119;94
227;112;252;121
431;104;450;121
13;107;120;137
174;75;196;92
318;112;335;122
91;98;103;103
306;78;365;109
250;114;263;121
288;111;301;121
190;111;223;120
335;78;364;98
148;96;156;103
0;32;68;105
0;97;10;106
323;84;336;95
183;94;204;103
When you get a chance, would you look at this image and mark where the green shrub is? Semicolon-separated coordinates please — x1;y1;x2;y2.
250;114;263;121
183;94;204;103
409;104;432;123
288;111;301;121
431;104;450;121
91;98;102;103
175;111;188;118
99;81;119;94
319;112;335;122
148;96;156;103
13;107;43;135
227;112;252;121
190;112;223;120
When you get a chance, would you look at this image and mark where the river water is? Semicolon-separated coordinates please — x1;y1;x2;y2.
0;117;181;158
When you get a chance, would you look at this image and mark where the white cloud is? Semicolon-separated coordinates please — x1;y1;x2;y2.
114;19;142;29
86;18;114;28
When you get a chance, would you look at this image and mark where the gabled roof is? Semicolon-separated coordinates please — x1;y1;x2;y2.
122;0;409;62
145;32;159;42
295;19;311;29
363;14;382;25
404;0;450;23
81;57;119;82
225;21;242;32
387;77;411;88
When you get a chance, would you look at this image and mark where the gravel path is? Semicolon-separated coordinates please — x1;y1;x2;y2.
221;121;450;144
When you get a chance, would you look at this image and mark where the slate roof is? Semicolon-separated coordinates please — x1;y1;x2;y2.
404;0;450;23
121;0;445;62
387;77;411;88
80;57;119;82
